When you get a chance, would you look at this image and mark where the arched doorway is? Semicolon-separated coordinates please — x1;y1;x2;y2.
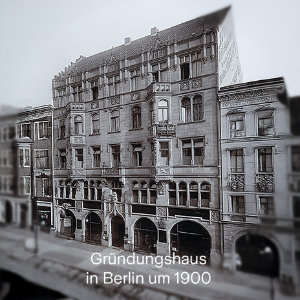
111;215;125;248
60;209;76;238
20;204;28;228
5;201;13;224
170;221;211;262
236;234;279;277
85;212;102;245
134;218;157;254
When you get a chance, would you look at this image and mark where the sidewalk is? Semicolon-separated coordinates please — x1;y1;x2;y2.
0;226;298;300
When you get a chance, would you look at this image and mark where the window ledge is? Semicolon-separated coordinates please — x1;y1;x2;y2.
177;120;205;125
89;133;101;136
108;131;121;134
129;127;143;132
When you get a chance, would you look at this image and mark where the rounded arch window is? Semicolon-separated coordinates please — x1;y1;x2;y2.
192;95;203;121
181;97;191;122
140;181;148;204
149;181;157;204
91;114;100;134
200;182;210;207
190;182;199;207
158;100;168;123
178;182;187;206
74;115;83;134
132;181;139;203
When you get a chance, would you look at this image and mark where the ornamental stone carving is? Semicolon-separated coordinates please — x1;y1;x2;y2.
157;207;167;217
158;218;166;229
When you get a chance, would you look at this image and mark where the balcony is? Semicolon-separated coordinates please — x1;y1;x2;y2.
229;174;245;192
149;123;176;137
147;82;171;96
256;173;274;193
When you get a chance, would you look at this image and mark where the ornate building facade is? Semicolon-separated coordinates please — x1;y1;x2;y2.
0;105;53;231
219;77;299;288
51;6;242;264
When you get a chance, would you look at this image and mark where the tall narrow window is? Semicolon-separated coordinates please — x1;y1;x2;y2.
43;178;51;196
59;120;65;138
168;182;176;205
132;143;142;167
181;63;190;80
38;122;49;139
181;98;191;122
230;149;244;173
132;106;141;129
59;149;66;169
132;181;139;203
74;115;83;134
111;145;120;167
200;182;210;207
111;110;120;132
258;110;274;136
75;149;83;168
291;145;300;172
92;114;100;134
229;114;245;138
140;181;147;204
96;181;102;200
158;100;168;123
149;181;157;204
112;179;122;201
159;141;169;166
193;95;203;121
21;124;31;138
92;147;101;168
92;86;98;100
258;147;273;173
293;197;300;228
190;182;198;207
178;182;187;206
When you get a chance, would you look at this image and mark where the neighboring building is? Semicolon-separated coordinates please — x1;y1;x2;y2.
219;77;299;289
51;6;241;264
0;105;54;232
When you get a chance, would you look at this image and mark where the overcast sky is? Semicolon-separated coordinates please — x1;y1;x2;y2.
0;0;299;108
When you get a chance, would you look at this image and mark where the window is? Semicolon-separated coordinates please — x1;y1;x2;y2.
20;123;31;138
74;115;83;134
111;145;120;167
75;149;83;168
230;149;244;173
193;95;203;121
190;182;198;207
149;181;157;204
258;147;273;173
35;150;49;169
91;114;100;134
92;147;101;168
59;149;66;169
159;141;169;166
19;148;31;167
92;86;98;100
168;182;176;205
151;62;168;82
178;182;187;206
59;120;65;138
291;146;300;172
96;181;102;200
111;110;120;132
293;197;300;228
90;181;95;200
231;196;245;214
59;181;64;198
140;181;147;204
181;63;190;80
84;181;88;199
200;182;210;207
43;178;51;196
20;176;31;195
132;106;141;129
38;121;49;139
259;197;274;216
158;100;168;123
130;69;140;91
108;75;120;96
229;114;245;138
112;179;122;201
132;181;139;203
258;110;274;136
71;182;77;199
182;138;204;165
73;85;82;102
181;98;191;122
132;143;142;166
8;126;15;140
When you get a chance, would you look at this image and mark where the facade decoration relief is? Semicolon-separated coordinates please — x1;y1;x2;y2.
157;206;167;217
158;218;166;229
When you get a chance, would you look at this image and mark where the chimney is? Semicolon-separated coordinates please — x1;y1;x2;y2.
124;37;131;45
151;27;159;36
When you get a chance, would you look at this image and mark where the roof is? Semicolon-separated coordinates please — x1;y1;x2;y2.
55;6;231;77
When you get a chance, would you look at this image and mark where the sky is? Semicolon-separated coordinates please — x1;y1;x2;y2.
0;0;299;108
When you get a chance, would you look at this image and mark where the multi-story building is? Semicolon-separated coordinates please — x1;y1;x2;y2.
51;6;242;264
219;77;299;288
0;105;53;231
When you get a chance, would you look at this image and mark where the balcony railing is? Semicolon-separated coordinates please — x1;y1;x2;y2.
256;173;274;193
229;173;245;191
147;82;171;96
